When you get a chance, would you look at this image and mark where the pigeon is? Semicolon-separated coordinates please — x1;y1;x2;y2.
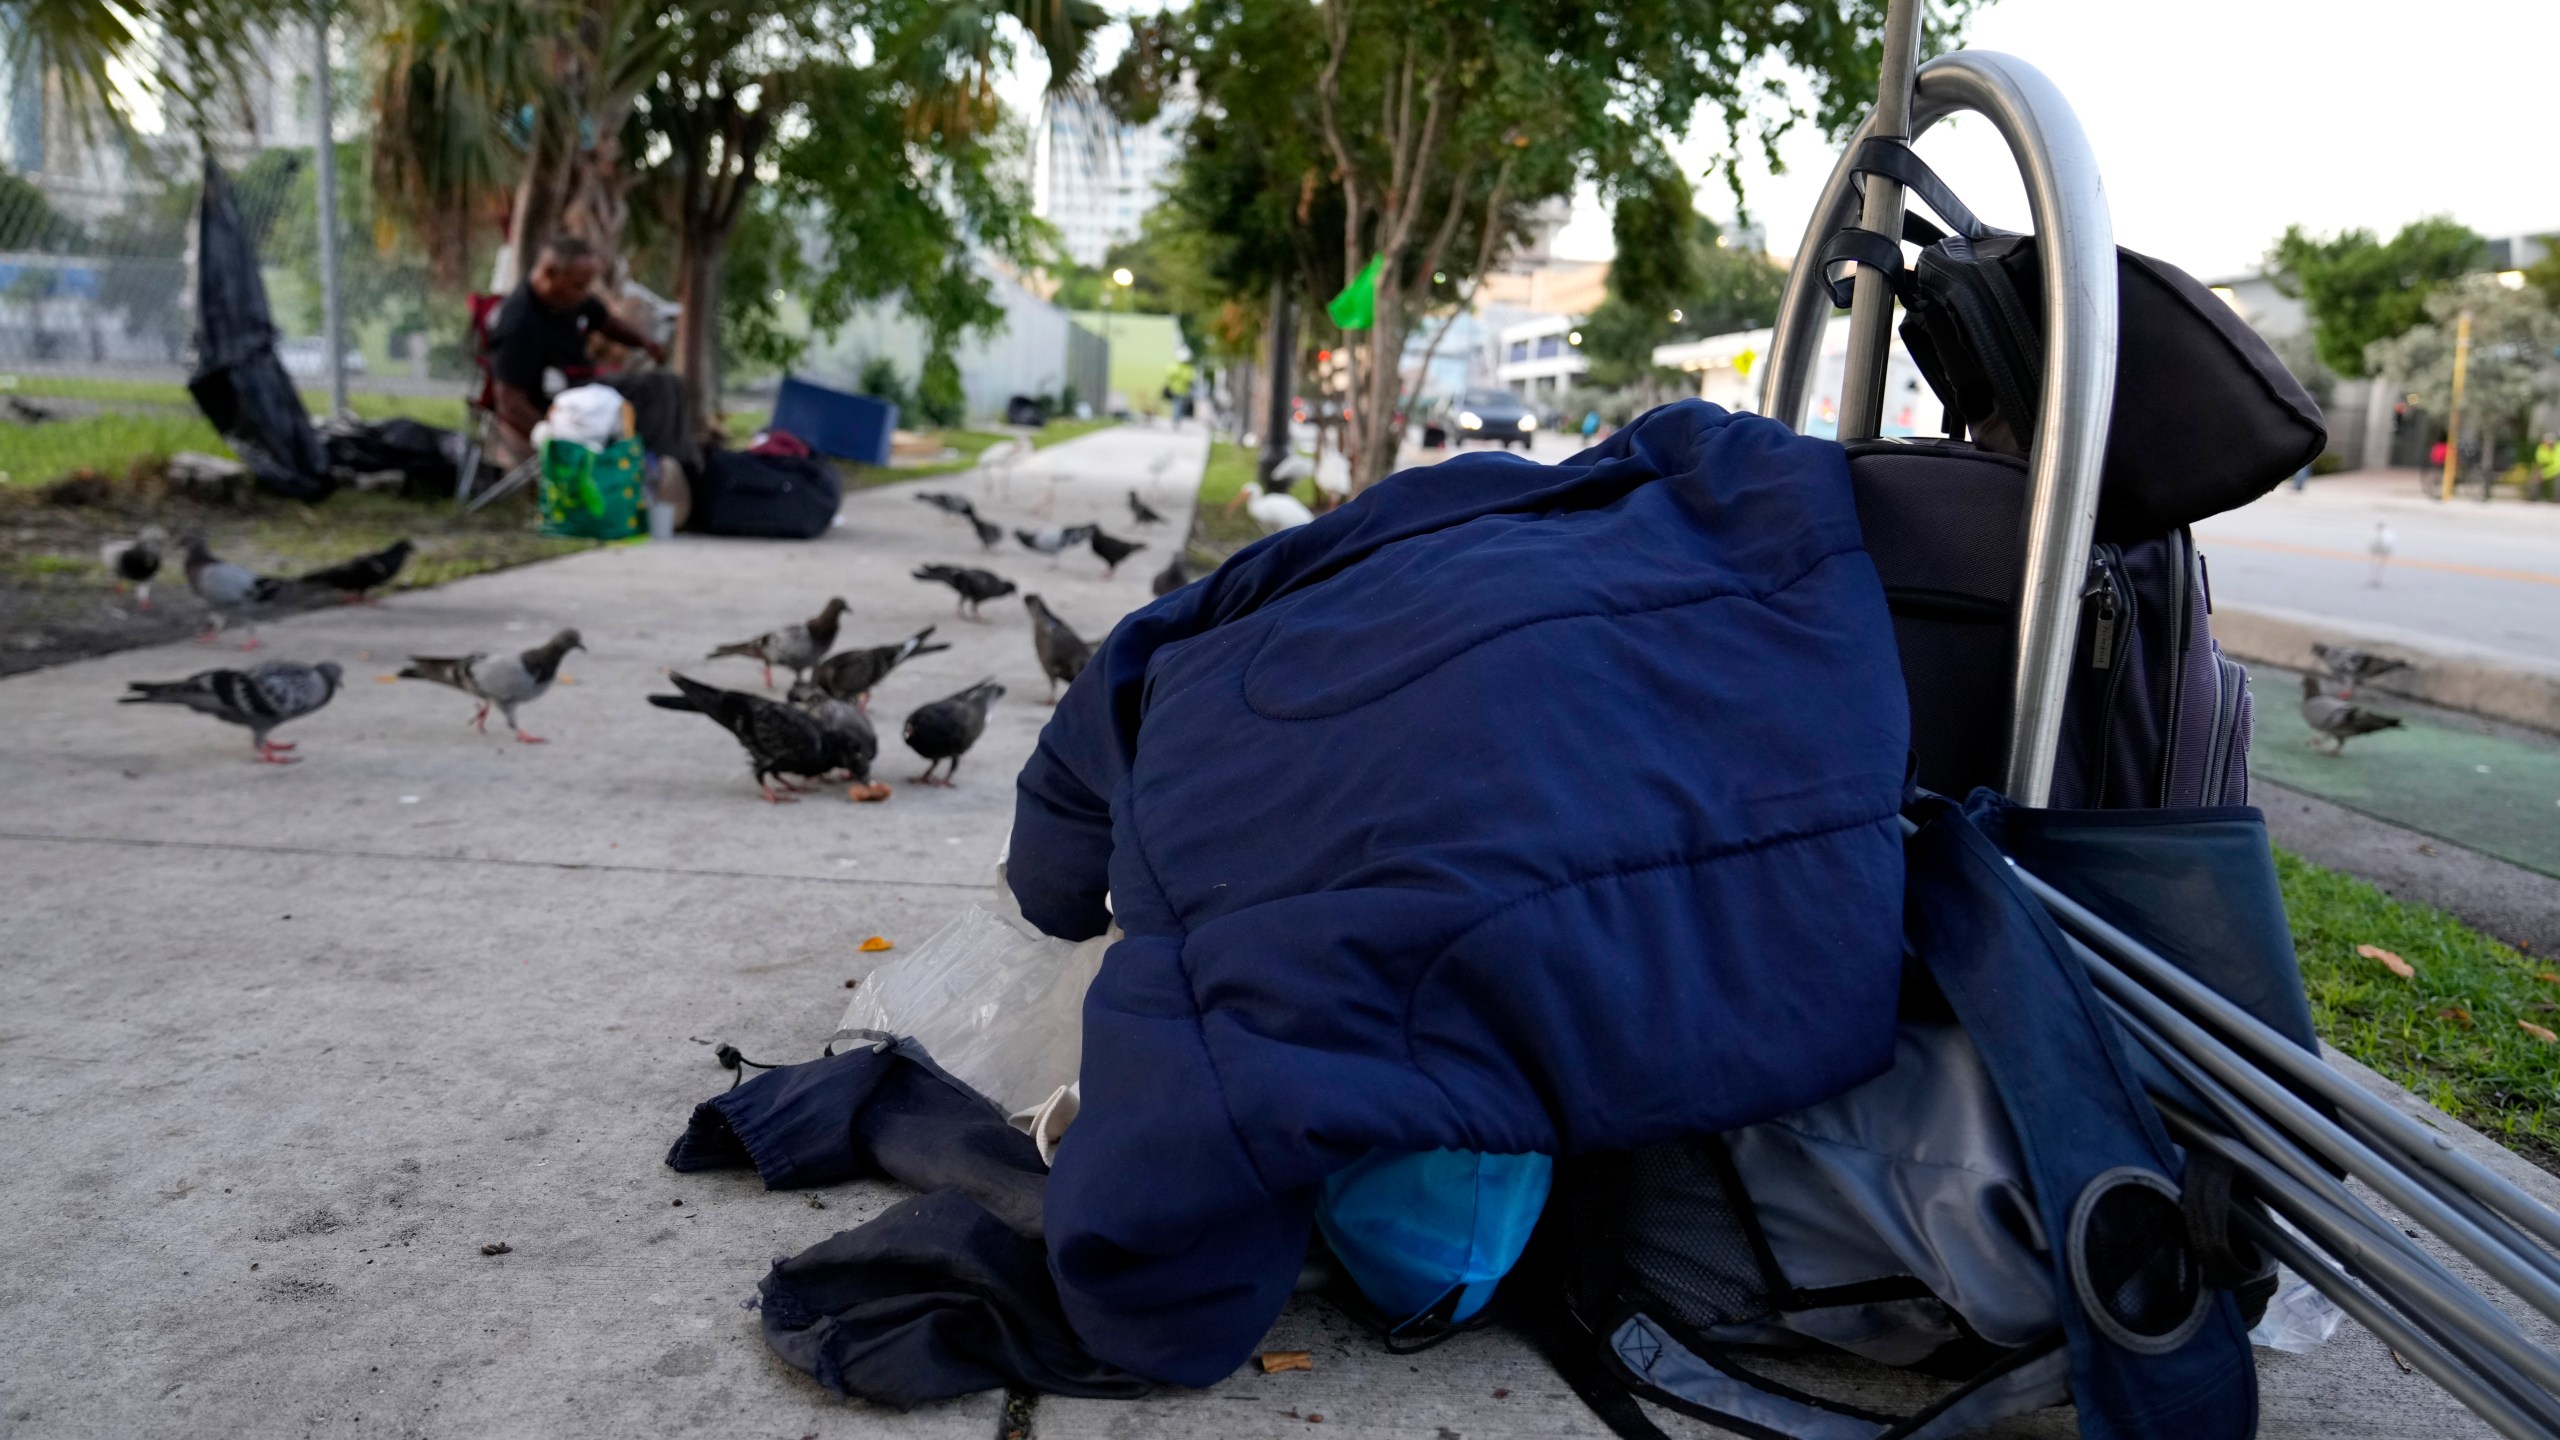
1024;594;1093;702
916;492;977;518
2300;673;2403;754
811;626;951;711
913;563;1017;621
970;513;1004;551
2367;520;2395;588
398;628;584;744
1239;478;1315;535
182;534;290;648
789;680;883;793
1152;551;1194;597
295;539;414;603
101;525;168;609
1015;523;1097;561
121;660;343;763
902;678;1005;786
1087;527;1148;578
1129;491;1165;525
2311;643;2408;695
707;597;849;688
648;672;841;803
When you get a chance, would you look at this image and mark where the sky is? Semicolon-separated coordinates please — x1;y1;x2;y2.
1543;0;2560;279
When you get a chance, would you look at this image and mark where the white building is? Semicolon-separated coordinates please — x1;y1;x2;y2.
1653;315;1934;439
1035;94;1186;268
1493;314;1588;400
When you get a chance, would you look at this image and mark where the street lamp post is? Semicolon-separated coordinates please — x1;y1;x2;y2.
1106;267;1133;418
2439;309;2471;503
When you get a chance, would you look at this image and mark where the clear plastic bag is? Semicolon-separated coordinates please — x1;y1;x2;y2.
2247;1264;2346;1354
836;893;1110;1120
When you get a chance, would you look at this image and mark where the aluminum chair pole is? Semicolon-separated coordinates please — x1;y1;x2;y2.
2232;1190;2558;1440
2113;1000;2560;1386
2167;1114;2560;1436
2093;952;2560;1341
2018;860;2560;1257
1763;52;2113;804
1835;0;1924;442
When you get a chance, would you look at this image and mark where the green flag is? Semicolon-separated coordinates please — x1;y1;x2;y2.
1328;253;1385;330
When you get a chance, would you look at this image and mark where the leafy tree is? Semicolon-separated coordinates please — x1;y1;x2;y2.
2366;273;2560;469
2267;218;2484;379
257;142;434;341
0;171;83;250
1578;188;1786;392
1119;0;1976;491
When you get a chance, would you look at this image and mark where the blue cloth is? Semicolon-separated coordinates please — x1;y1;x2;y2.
1913;791;2257;1438
1318;1148;1554;1326
1009;400;1912;1385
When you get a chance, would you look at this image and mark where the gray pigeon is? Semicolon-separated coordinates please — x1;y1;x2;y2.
708;597;849;688
2311;643;2408;695
2300;674;2403;754
101;525;169;610
398;628;584;743
182;534;290;649
789;680;882;787
970;512;1004;551
902;679;1005;786
811;626;950;711
1023;593;1093;702
121;660;343;762
1015;523;1097;561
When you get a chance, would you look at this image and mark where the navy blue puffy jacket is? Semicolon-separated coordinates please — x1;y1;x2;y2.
1009;401;1911;1384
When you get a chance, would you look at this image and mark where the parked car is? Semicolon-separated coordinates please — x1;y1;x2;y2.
1440;388;1537;448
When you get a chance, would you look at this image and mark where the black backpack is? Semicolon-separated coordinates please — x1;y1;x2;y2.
1512;143;2329;1440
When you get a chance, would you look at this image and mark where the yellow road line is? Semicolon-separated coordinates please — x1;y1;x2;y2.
2195;533;2560;590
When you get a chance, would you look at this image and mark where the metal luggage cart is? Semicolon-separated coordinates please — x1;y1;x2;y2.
1761;6;2560;1433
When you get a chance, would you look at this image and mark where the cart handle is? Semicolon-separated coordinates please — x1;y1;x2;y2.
1761;50;2118;808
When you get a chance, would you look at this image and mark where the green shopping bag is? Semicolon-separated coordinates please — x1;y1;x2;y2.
538;438;648;540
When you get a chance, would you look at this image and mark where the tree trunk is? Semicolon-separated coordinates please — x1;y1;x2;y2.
505;117;572;289
674;221;726;435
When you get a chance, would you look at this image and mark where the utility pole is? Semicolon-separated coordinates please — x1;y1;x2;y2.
2438;309;2470;503
1259;278;1294;486
311;0;347;420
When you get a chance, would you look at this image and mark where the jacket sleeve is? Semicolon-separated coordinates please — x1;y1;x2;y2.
1008;578;1217;940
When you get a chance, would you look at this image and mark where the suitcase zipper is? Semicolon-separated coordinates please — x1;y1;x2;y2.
2082;545;2134;806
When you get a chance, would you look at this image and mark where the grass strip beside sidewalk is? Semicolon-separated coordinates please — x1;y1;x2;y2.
2280;848;2560;1169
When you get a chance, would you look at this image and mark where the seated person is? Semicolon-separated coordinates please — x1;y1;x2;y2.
486;234;667;467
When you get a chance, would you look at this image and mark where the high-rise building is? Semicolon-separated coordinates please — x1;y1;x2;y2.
1035;93;1186;268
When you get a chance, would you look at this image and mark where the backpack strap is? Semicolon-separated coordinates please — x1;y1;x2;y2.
1905;791;2258;1440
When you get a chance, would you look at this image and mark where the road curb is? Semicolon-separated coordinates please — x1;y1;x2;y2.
2216;604;2560;736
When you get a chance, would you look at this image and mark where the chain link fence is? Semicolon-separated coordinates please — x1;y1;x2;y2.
0;134;455;392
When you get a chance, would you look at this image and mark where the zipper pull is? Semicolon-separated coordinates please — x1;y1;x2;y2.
2084;560;2122;670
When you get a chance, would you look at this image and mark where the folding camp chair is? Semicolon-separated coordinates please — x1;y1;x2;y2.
1752;9;2560;1435
455;290;598;513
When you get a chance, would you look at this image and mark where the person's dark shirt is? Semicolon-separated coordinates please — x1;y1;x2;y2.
489;282;610;397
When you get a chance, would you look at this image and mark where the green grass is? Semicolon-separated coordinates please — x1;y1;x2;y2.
2279;848;2560;1167
0;411;230;485
0;376;468;488
1028;416;1119;450
1193;438;1324;555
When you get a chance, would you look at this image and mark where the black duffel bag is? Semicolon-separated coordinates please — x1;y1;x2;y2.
1821;138;2325;541
692;448;842;540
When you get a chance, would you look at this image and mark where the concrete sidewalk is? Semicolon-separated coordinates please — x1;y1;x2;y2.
0;425;2545;1438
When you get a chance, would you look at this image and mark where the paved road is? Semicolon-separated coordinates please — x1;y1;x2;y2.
0;424;2543;1438
2196;470;2560;676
